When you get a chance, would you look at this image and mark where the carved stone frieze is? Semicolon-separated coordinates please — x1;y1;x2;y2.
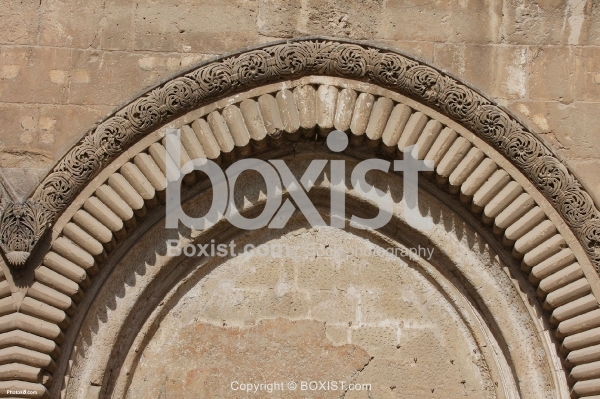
0;38;597;272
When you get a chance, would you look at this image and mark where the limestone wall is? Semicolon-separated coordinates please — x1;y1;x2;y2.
0;0;599;202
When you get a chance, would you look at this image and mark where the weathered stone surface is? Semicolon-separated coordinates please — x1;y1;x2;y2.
574;46;600;101
0;47;71;104
128;319;370;398
434;44;530;100
528;46;575;102
68;50;212;106
126;228;498;398
0;0;38;45
380;0;502;44
40;0;112;49
0;168;46;200
0;103;110;171
134;0;259;53
580;1;600;46
502;0;577;45
258;0;385;39
257;0;302;38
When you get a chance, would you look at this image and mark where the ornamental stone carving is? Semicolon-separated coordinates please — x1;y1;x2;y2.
0;199;52;267
0;38;597;274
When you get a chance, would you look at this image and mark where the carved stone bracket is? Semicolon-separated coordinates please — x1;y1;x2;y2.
0;38;597;272
0;199;52;268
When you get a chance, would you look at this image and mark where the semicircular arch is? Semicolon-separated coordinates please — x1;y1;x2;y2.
0;39;598;398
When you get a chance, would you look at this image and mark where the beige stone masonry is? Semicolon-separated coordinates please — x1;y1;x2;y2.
1;73;599;397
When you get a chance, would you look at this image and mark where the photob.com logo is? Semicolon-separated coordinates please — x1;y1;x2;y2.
165;128;435;232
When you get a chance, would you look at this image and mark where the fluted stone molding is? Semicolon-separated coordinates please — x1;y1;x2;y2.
0;39;595;274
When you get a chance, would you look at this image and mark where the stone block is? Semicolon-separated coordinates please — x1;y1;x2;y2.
0;47;71;104
434;44;529;100
0;1;39;45
0;103;44;157
233;253;294;289
259;289;311;319
134;0;259;53
296;256;338;291
257;0;302;38
308;290;359;324
0;102;110;195
379;0;502;44
574;46;600;101
269;0;386;40
447;0;503;43
68;50;211;106
529;47;575;102
38;0;134;49
40;4;103;48
197;285;265;323
502;0;572;45
351;325;398;357
579;1;600;45
361;293;423;324
378;0;450;43
100;0;137;51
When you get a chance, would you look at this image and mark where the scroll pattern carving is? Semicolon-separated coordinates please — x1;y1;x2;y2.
0;39;597;272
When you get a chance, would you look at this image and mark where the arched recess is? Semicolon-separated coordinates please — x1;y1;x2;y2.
0;38;598;398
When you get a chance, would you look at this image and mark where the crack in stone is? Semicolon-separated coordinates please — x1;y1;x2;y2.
339;355;374;399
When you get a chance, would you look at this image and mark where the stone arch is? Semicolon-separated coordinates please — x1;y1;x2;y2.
61;160;562;398
0;38;598;398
